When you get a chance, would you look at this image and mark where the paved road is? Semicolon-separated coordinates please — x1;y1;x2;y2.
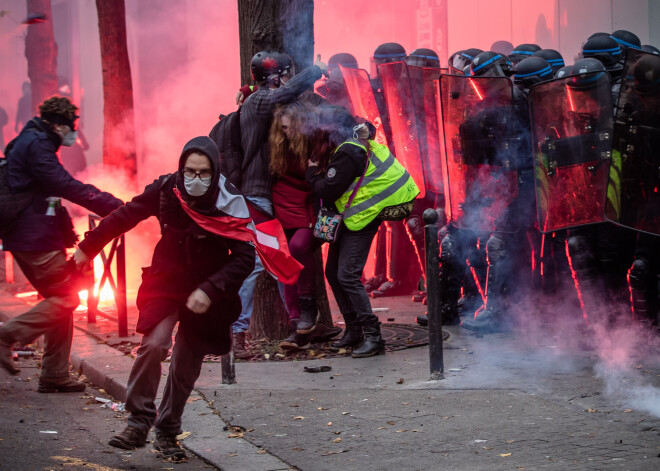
0;354;217;470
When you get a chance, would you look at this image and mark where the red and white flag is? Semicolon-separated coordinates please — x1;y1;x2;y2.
173;179;303;285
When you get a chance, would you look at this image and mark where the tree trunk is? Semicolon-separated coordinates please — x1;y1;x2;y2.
25;0;58;112
95;0;137;177
237;0;314;86
239;0;332;341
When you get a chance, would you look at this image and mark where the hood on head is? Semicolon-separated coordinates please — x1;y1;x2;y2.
176;136;221;208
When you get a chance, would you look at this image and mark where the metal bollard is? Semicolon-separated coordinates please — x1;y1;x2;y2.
221;352;236;384
423;209;444;380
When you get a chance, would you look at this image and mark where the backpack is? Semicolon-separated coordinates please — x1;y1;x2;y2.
0;131;38;239
209;110;243;189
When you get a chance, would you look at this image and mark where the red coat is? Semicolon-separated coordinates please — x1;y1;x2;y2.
272;159;315;230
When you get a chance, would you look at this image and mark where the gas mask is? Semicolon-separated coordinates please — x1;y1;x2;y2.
184;175;212;196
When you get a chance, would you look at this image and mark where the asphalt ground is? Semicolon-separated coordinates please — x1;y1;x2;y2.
1;283;660;470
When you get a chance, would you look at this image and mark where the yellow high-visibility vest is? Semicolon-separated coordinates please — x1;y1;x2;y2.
333;139;420;231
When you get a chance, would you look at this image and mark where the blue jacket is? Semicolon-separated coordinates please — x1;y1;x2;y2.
3;118;123;251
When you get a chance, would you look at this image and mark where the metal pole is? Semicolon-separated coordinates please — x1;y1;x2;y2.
87;215;97;324
221;352;236;384
423;209;444;380
116;235;128;337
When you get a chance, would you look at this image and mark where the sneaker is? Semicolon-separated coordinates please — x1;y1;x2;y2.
37;376;86;393
0;340;19;375
108;425;148;450
154;432;187;461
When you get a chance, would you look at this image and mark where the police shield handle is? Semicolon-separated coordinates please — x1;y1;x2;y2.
315;54;329;77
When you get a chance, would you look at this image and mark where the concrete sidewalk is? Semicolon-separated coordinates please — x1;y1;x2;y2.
1;285;659;470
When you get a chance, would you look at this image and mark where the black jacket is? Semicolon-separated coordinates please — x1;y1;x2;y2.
3;118;122;251
239;65;323;199
78;137;255;355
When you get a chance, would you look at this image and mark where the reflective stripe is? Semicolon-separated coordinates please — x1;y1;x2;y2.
343;170;412;219
610;36;641;50
516;66;553;78
583;47;621;55
472;54;503;73
345;151;395;192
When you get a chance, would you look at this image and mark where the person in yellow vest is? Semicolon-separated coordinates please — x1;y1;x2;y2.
305;106;419;357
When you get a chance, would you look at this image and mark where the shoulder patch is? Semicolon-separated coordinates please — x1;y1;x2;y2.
327;167;337;179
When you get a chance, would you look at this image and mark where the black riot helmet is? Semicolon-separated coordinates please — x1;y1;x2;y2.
533;49;565;74
567;58;608;91
641;44;660;55
373;42;407;64
448;48;483;75
469;51;513;77
328;53;358;72
588;32;611;40
632;53;660;95
250;51;293;85
554;65;574;79
509;43;542;64
372;42;406;77
513;56;553;91
406;48;440;68
581;35;623;74
610;30;642;58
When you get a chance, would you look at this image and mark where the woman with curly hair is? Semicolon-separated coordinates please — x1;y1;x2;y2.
269;101;323;349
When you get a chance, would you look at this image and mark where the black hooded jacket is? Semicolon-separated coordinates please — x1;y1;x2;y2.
78;136;255;355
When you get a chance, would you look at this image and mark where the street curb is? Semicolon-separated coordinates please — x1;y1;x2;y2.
0;290;293;470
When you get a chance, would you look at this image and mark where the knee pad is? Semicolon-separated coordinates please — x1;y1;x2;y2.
566;234;596;271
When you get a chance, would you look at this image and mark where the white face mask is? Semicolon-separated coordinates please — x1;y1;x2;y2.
61;130;77;147
184;174;212;196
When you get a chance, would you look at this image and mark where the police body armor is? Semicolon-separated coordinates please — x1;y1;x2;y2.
606;49;660;236
528;71;613;233
439;74;522;233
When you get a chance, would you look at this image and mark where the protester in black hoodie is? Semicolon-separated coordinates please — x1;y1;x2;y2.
73;136;255;462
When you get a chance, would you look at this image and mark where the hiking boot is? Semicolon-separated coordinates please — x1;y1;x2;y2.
38;376;86;393
296;297;319;334
415;314;428;326
232;331;250;359
0;339;19;375
108;425;148;450
154;432;187;462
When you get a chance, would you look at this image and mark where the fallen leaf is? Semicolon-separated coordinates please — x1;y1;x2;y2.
500;453;512;457
342;412;349;415
228;433;244;438
257;450;266;454
482;447;494;450
291;447;304;451
506;440;515;444
332;438;342;443
378;427;386;430
624;409;633;413
387;421;395;425
289;404;299;407
586;408;598;413
186;397;201;404
264;354;270;359
333;431;341;435
318;407;328;410
293;416;305;420
228;453;238;457
337;349;347;355
327;422;332;426
396;378;404;384
177;431;191;440
401;402;409;405
396;429;408;433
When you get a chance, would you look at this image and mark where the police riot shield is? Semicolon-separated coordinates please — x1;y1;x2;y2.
408;65;444;195
338;65;388;147
378;61;426;198
438;74;520;232
528;72;613;233
314;67;352;109
606;49;660;236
